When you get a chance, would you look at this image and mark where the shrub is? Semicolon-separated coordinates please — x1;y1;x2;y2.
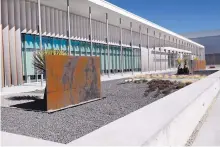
33;49;67;73
185;81;192;86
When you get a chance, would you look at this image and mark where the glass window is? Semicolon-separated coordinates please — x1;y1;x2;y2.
61;39;68;52
25;34;35;49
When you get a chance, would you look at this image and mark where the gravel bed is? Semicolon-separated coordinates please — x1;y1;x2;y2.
1;79;177;144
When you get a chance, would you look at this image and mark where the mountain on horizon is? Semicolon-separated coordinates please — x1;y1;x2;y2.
182;30;220;54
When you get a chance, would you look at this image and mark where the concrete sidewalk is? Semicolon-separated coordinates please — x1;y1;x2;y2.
1;132;62;146
193;92;220;146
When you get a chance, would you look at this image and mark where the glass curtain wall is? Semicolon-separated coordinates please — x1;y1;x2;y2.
20;1;141;83
22;34;141;82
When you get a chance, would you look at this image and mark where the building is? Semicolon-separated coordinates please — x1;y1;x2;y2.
0;0;205;88
183;30;220;65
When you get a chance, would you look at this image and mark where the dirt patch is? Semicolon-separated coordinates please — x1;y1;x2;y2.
144;79;192;98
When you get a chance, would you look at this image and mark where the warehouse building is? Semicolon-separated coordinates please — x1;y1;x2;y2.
0;0;205;88
183;30;220;65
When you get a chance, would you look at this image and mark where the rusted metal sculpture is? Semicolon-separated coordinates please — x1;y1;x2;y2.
189;60;206;74
45;55;101;111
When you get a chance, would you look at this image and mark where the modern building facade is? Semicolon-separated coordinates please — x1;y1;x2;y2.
0;0;205;88
183;30;220;65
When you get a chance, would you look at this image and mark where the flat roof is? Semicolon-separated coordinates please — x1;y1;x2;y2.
162;47;192;54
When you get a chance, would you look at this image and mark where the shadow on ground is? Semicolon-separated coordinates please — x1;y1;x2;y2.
7;96;41;101
9;96;46;111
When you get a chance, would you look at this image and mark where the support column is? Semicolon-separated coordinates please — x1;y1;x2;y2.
168;36;170;47
195;46;196;58
106;13;110;77
154;31;156;71
186;43;189;51
38;0;43;86
172;51;175;68
0;24;2;87
190;44;192;54
8;0;18;86
15;0;23;85
182;41;184;50
0;0;3;88
159;33;161;71
139;25;142;73
167;50;171;69
22;34;28;83
168;36;171;69
89;7;93;56
178;40;180;49
199;48;201;60
176;39;178;48
130;22;133;75
2;0;11;86
164;49;166;70
147;28;150;72
119;18;123;75
174;52;176;69
164;35;166;70
175;51;178;68
67;0;71;55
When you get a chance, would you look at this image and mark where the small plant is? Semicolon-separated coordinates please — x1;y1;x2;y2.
33;49;67;73
193;57;199;60
142;79;148;83
185;81;192;86
177;58;189;75
177;58;182;68
134;79;141;84
183;59;189;74
176;82;186;89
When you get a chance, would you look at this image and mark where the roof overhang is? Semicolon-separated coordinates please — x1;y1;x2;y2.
89;0;204;48
30;0;204;48
162;47;192;54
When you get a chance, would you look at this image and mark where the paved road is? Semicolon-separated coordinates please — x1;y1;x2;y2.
193;92;220;146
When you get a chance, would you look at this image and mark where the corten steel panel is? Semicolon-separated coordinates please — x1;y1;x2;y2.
192;60;206;71
46;55;101;111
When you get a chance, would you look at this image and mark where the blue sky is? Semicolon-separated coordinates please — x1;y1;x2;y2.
108;0;220;33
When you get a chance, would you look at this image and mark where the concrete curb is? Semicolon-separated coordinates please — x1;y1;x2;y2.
68;71;220;146
145;76;220;145
1;132;63;146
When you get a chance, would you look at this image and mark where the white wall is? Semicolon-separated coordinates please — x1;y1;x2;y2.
141;47;169;72
0;0;2;88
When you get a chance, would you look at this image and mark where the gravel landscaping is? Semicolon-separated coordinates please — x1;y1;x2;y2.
1;78;189;144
